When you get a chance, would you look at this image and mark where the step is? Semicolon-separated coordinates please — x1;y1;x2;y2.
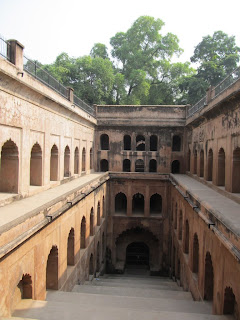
97;276;175;284
102;274;173;281
13;299;234;320
46;290;212;314
86;279;183;290
73;284;193;300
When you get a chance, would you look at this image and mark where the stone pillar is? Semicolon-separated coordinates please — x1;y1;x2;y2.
68;87;74;103
8;40;24;70
206;86;215;104
127;184;132;216
145;185;150;217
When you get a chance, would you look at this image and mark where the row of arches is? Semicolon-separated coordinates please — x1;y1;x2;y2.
188;146;240;192
115;192;162;215
100;134;182;152
13;196;106;310
0;140;93;193
100;158;181;173
172;202;238;318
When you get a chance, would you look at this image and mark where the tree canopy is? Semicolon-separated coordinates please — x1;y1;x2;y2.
42;19;240;106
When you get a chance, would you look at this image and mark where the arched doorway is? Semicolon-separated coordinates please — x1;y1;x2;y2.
135;159;144;172
204;252;214;301
123;135;131;150
100;159;108;172
64;145;70;177
132;193;144;214
74;147;79;174
149;159;157;172
123;159;131;172
223;287;236;317
46;245;58;290
232;147;240;192
80;217;86;249
115;192;127;214
82;148;86;172
172;160;180;173
100;134;109;150
30;143;42;186
200;150;204;177
126;242;149;266
136;135;145;151
67;228;75;266
0;140;19;193
150;193;162;214
207;149;213;181
50;144;58;181
12;274;32;313
150;135;157;151
217;148;225;186
172;135;181;151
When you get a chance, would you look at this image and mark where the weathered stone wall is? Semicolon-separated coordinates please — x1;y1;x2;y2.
95;105;186;174
170;179;240;316
0;177;107;317
0;56;95;199
186;79;240;195
106;174;170;274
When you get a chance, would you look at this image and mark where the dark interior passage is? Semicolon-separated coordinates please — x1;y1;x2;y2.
126;242;149;266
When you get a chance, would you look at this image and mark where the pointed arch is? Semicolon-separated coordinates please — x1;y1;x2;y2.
74;147;79;174
46;245;58;290
50;144;58;181
30;143;42;186
64;145;70;177
0;139;19;192
67;228;75;266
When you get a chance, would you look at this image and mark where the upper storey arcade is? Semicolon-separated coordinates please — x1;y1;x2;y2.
0;39;96;202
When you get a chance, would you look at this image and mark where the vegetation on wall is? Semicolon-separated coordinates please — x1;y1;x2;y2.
43;17;240;106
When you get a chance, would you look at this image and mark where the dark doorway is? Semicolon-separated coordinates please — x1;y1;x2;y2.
67;228;75;266
17;274;32;300
150;193;162;214
100;134;109;150
136;135;145;151
64;145;70;177
204;252;214;301
0;139;19;193
135;159;144;172
126;242;149;266
30;143;42;186
132;193;144;214
223;287;236;316
124;135;131;150
74;147;79;174
100;159;109;172
150;135;157;151
172;135;181;151
149;159;157;172
46;246;58;290
50;145;58;181
123;159;131;172
115;192;127;214
207;149;213;181
232;147;240;192
217;148;225;186
200;150;204;177
172;160;180;173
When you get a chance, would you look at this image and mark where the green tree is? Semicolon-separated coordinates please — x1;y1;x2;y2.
90;43;109;59
110;16;183;104
182;31;240;104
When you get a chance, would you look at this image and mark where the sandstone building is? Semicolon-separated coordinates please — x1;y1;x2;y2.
0;39;240;319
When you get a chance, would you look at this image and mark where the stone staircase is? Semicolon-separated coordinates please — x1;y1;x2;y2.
10;270;234;320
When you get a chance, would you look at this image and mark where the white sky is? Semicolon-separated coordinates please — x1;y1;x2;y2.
0;0;240;65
